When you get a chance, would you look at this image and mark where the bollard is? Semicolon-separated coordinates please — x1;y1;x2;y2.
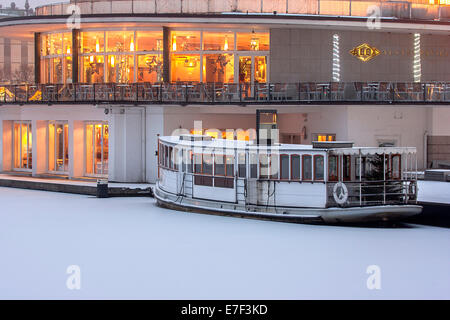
96;179;109;198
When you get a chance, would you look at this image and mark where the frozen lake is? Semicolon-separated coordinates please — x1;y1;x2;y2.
0;186;448;299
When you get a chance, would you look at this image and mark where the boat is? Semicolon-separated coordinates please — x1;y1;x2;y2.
155;134;422;223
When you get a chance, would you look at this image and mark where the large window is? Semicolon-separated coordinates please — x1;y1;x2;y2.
48;121;69;173
40;32;73;83
79;30;163;83
170;30;269;83
13;121;32;170
85;123;109;176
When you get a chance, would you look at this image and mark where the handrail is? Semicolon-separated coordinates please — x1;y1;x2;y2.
1;82;449;105
33;0;449;22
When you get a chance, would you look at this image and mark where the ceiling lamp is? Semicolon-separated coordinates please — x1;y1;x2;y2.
224;35;229;51
250;30;259;51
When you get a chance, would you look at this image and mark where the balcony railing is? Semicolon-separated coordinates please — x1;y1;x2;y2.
34;0;450;22
1;82;449;105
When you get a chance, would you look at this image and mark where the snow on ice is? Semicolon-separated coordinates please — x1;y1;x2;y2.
0;186;449;299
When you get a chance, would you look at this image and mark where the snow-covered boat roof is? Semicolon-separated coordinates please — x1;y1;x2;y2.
159;135;416;155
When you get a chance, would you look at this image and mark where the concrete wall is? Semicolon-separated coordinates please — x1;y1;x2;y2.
270;29;450;83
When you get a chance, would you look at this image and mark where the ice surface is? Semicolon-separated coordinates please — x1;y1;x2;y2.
418;181;450;204
0;187;449;299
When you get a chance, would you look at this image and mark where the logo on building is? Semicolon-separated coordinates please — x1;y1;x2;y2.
349;43;381;62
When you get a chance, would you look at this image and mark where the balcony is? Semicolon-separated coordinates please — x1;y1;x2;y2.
1;82;449;105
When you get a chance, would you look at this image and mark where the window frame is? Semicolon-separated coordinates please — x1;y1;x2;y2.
313;154;325;181
302;154;313;181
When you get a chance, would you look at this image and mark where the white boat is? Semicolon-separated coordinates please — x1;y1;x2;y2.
155;135;422;223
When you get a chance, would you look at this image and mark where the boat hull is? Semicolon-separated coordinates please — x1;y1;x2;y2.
155;184;422;224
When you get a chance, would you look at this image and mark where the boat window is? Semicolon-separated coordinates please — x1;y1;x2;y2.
259;154;269;179
238;153;246;178
214;154;225;175
250;153;258;178
164;145;169;168
158;142;163;166
392;154;401;179
328;155;338;181
203;154;213;175
314;155;325;181
173;148;179;170
280;154;289;180
343;155;351;181
270;154;279;179
302;155;312;181
180;149;186;172
291;154;300;180
194;153;202;173
226;155;234;177
169;147;173;169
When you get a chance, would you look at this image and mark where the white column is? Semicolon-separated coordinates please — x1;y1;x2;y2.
32;120;47;177
71;120;85;179
1;121;12;172
146;106;165;183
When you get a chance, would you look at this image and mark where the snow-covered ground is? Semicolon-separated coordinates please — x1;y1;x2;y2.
0;187;449;299
418;180;450;204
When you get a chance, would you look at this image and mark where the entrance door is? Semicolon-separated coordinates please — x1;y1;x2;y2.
85;123;109;177
48;121;69;173
13;121;32;171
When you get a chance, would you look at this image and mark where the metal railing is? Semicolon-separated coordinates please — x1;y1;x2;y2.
34;0;450;21
1;82;449;105
326;179;418;207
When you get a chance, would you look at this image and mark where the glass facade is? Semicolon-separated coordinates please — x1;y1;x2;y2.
48;121;69;173
40;32;73;83
85;123;109;176
13;121;32;170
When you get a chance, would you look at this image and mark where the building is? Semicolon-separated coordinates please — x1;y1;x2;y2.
0;0;449;183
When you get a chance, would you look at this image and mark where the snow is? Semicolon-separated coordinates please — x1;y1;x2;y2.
0;186;449;299
418;180;450;204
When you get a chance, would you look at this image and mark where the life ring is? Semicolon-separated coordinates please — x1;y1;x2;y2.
333;182;349;206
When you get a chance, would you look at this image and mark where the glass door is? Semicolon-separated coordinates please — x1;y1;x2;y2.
85;123;109;177
13;121;32;171
48;121;69;173
237;55;268;98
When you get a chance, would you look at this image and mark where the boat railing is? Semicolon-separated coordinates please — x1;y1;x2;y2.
326;179;417;208
1;82;449;105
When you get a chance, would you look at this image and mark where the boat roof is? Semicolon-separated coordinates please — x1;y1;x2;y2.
159;135;416;155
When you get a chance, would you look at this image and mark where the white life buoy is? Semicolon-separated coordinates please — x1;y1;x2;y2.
333;182;349;205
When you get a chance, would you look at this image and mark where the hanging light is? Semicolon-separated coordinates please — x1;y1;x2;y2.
95;37;100;53
250;30;259;51
172;35;177;51
130;37;135;52
89;55;94;63
110;56;115;67
66;46;71;54
224;35;229;51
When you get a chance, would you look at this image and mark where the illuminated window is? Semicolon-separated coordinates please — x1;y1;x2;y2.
236;32;269;51
81;31;105;54
107;31;135;53
254;56;267;83
13;121;32;170
202;54;234;83
203;32;234;51
107;55;134;83
48;121;69;173
85;123;108;176
81;55;105;83
171;31;201;51
137;54;163;82
171;54;200;82
40;32;72;83
315;134;336;142
136;31;163;52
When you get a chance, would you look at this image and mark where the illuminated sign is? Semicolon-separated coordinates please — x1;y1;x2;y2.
349;43;381;62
